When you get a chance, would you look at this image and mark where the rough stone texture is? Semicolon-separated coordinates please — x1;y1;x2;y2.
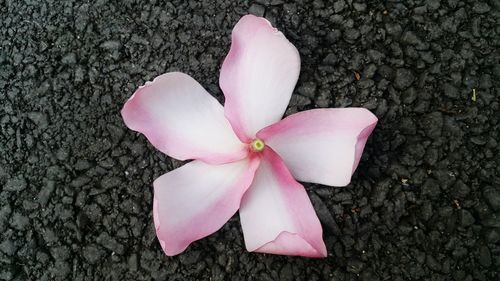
0;0;499;280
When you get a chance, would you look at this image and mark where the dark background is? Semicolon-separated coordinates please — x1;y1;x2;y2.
1;0;499;280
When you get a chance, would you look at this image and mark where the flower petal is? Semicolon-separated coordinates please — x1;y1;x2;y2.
257;108;378;186
122;72;246;164
220;15;301;141
153;157;260;256
239;148;326;258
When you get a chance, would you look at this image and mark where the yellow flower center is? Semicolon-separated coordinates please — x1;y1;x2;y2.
250;139;265;152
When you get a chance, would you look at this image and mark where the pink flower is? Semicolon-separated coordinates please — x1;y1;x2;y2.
121;15;377;258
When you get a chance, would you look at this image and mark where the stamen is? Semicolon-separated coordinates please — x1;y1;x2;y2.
250;139;265;152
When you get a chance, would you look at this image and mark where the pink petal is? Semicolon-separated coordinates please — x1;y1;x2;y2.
239;148;326;258
220;15;301;142
153;157;260;256
257;108;378;186
122;72;247;164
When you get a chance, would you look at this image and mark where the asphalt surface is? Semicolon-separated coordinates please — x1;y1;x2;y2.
1;0;499;280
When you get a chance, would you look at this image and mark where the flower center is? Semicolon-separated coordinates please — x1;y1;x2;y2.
250;139;265;152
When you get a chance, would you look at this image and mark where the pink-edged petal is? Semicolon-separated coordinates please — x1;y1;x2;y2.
257;108;378;187
122;72;247;164
239;148;326;258
220;15;301;142
153;157;260;256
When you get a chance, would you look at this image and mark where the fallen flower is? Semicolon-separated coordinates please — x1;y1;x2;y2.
121;15;377;258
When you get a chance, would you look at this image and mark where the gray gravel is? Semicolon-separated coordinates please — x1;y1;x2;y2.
1;0;499;280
